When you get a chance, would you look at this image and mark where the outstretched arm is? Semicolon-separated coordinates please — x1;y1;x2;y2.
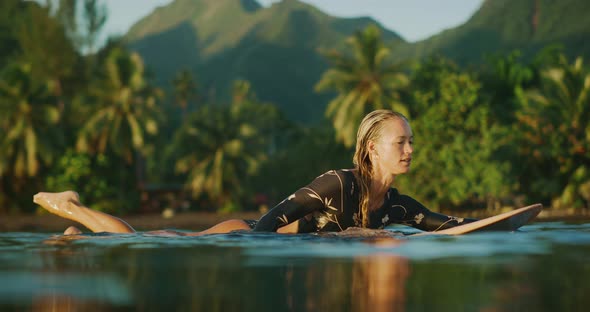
393;194;477;232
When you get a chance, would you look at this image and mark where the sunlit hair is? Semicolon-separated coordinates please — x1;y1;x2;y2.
353;109;409;228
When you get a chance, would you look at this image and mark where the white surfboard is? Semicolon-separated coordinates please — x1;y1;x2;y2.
416;203;543;236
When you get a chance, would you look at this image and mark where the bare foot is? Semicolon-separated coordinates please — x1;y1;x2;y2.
64;226;83;235
33;191;81;219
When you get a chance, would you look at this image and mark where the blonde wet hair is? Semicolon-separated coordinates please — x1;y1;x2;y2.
353;109;409;227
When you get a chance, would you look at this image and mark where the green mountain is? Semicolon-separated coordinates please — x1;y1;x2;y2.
394;0;590;64
125;0;590;124
125;0;403;124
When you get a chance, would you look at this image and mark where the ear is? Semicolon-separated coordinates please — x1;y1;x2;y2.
368;140;377;155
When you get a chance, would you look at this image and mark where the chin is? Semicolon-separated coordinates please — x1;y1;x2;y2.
394;168;410;175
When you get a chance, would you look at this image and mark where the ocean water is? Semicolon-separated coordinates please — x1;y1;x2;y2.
1;222;589;311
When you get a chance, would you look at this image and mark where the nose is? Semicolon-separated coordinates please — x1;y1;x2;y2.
405;142;413;155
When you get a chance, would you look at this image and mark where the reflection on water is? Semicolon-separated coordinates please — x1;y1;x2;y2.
351;251;409;312
0;222;590;311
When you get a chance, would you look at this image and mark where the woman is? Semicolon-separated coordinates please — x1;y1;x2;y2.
34;110;475;235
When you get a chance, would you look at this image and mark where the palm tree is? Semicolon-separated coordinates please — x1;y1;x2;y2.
17;2;79;112
0;62;62;180
170;83;277;210
517;54;590;207
315;24;409;147
172;69;198;117
481;50;535;124
76;47;161;163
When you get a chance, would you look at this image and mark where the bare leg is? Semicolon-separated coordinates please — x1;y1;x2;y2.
34;191;301;236
183;219;252;236
182;219;300;236
33;191;135;233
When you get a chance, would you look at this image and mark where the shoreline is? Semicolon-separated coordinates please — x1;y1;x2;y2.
1;208;589;233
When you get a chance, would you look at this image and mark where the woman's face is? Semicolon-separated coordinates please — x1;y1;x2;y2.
371;118;414;176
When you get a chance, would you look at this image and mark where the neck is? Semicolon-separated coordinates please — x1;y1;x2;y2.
368;169;395;210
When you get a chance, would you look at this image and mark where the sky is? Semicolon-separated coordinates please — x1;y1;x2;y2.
101;0;485;43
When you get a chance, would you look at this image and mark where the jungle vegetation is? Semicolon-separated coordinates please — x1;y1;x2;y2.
0;0;588;214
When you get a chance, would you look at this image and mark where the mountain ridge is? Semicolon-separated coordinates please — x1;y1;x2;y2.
125;0;403;124
124;0;590;123
394;0;590;64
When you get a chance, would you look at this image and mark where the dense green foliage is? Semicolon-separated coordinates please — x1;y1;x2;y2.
0;0;589;214
397;59;512;209
515;55;590;208
76;47;161;163
44;150;121;213
167;81;285;211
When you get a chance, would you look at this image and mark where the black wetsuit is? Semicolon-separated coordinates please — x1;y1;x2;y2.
252;169;475;233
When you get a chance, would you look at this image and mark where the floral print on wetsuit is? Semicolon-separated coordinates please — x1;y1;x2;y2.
252;169;476;233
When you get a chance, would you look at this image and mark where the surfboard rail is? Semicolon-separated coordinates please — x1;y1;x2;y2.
416;203;543;236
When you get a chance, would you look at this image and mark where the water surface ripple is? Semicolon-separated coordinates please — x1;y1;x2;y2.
1;222;589;311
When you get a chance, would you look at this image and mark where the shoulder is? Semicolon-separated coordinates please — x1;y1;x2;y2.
313;169;355;182
332;169;358;188
335;169;357;182
389;187;401;196
306;169;355;193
